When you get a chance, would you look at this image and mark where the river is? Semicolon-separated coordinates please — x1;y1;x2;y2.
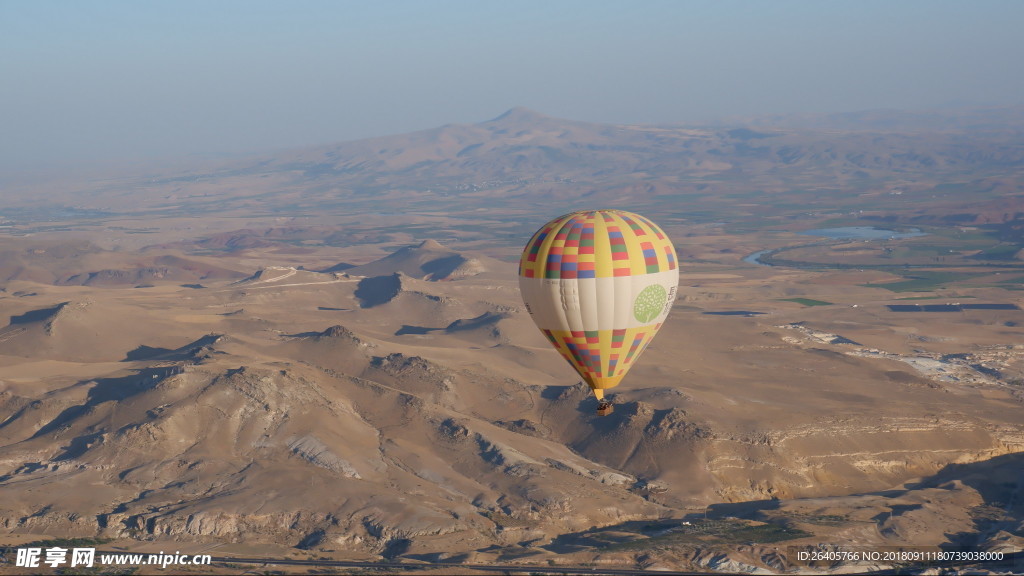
743;227;927;266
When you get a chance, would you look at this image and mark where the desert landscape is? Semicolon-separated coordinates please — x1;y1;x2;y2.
1;107;1023;573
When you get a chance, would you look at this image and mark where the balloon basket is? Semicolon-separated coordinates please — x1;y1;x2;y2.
596;401;614;416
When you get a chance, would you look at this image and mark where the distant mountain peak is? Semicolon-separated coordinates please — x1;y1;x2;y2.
416;239;447;251
486;107;551;125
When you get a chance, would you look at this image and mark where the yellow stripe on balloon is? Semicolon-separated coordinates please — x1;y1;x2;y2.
592;213;615;278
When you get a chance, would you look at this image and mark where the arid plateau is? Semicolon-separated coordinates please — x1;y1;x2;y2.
1;107;1023;573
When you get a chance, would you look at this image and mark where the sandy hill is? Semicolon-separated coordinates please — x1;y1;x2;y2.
58;254;245;287
344;239;490;281
269;324;378;375
0;239;246;289
0;300;161;362
0;240;109;286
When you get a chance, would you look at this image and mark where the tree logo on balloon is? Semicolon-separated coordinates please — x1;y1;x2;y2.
633;284;667;323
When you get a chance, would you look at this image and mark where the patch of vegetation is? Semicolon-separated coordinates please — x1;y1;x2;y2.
951;229;1005;243
895;295;972;300
727;522;813;543
783;513;851;526
883;244;959;262
778;298;833;306
609;519;812;551
865;271;985;292
972;243;1022;261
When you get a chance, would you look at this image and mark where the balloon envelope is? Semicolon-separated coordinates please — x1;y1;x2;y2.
518;210;678;399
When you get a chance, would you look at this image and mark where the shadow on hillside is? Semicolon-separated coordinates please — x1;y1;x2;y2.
445;312;506;332
355;274;401;307
421;254;466;279
30;366;186;443
317;262;355;273
395;325;437;335
8;302;69;325
123;333;222;362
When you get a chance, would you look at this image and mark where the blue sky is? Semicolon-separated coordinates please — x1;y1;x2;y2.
2;0;1022;177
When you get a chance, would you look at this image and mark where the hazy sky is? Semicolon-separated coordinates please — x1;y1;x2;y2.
2;0;1023;177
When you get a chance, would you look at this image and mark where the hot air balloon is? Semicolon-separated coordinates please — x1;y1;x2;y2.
518;209;678;415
